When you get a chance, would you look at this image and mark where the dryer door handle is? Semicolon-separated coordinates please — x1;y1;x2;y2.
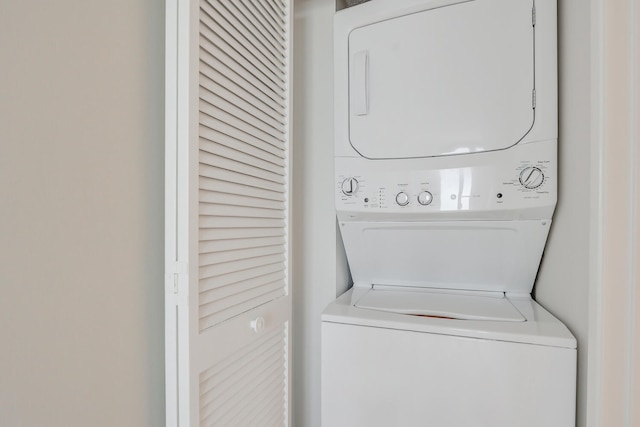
352;50;369;116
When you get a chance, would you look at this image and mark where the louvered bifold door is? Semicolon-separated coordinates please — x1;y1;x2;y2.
165;0;292;426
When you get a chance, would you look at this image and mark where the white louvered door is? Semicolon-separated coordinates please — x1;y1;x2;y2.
165;0;292;426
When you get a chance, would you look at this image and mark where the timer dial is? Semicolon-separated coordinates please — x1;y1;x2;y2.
519;167;544;189
396;192;410;206
417;191;433;205
341;177;359;196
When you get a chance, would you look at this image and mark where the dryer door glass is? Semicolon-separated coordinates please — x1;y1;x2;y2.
348;0;535;159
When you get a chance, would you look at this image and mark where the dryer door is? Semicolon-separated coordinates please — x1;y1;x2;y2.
348;0;535;159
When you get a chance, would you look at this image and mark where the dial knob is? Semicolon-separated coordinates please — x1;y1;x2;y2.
519;167;544;189
418;191;433;206
396;192;410;206
417;191;433;206
341;178;359;196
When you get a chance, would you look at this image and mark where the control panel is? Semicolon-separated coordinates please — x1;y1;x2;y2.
336;159;554;214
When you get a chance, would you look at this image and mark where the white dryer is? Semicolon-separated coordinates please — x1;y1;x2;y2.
322;0;577;426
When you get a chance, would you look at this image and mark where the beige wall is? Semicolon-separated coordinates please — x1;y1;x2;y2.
534;1;592;426
0;2;165;426
593;0;640;424
292;0;352;426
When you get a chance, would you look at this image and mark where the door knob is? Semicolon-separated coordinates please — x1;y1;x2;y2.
250;316;265;334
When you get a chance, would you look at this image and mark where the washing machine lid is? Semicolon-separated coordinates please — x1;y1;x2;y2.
348;0;535;159
355;287;526;322
323;288;577;349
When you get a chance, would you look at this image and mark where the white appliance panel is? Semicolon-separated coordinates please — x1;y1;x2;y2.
348;0;535;159
322;321;576;427
340;220;550;294
336;139;557;221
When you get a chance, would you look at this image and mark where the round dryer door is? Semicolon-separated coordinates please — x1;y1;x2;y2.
348;0;535;159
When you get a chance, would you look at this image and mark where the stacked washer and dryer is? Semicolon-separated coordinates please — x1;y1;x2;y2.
321;0;577;426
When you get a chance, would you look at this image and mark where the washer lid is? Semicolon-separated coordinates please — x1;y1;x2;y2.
355;287;526;322
348;0;535;159
322;288;578;349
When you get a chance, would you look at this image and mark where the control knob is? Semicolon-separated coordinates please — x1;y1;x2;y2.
519;167;544;189
417;191;433;206
396;192;410;206
341;177;359;196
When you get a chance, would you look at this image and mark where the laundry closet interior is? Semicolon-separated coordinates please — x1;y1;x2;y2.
292;0;591;426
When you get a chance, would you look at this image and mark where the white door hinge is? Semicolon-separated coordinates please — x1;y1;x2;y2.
532;89;537;109
167;262;188;295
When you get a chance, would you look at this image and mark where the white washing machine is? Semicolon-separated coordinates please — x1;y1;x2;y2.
321;0;577;426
